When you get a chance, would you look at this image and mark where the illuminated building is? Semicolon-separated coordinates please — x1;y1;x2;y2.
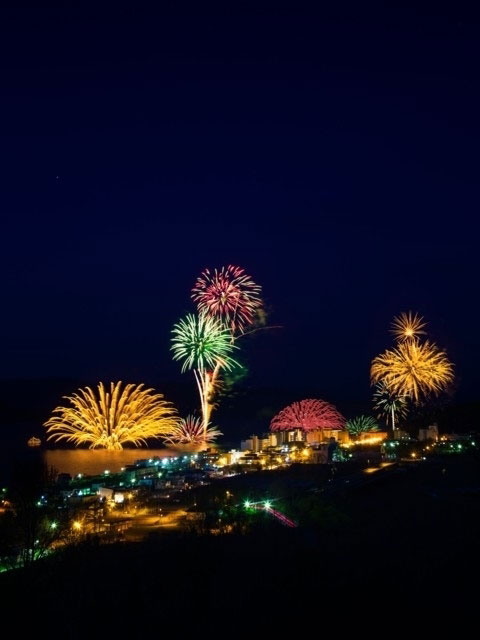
418;424;439;441
241;433;278;452
306;429;349;444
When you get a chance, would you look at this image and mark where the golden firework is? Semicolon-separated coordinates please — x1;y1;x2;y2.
371;340;454;402
44;382;178;450
390;312;427;342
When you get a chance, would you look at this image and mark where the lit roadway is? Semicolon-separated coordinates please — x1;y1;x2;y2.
122;507;188;540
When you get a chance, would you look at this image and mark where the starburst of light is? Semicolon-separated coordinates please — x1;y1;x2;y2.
192;265;262;333
390;312;427;342
372;382;408;425
345;415;380;436
171;313;239;372
270;399;345;432
44;382;178;450
371;340;454;402
163;415;222;446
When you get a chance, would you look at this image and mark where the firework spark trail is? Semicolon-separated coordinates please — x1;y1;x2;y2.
163;415;222;446
270;399;345;432
192;265;262;333
371;339;454;402
171;313;239;373
44;382;178;450
345;415;380;436
372;381;408;431
171;312;239;438
390;312;427;342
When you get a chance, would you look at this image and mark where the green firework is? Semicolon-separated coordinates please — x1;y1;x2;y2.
372;382;408;427
345;415;380;436
171;312;239;372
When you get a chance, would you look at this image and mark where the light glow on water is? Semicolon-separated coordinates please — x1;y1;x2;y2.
44;449;171;476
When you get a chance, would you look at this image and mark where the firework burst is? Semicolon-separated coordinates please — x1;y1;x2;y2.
192;265;262;333
390;312;427;342
163;415;222;446
345;415;379;437
44;382;178;450
171;313;239;372
270;399;345;432
373;381;408;430
371;340;454;402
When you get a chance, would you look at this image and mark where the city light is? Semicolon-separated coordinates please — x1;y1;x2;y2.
244;500;251;508
264;501;271;510
72;521;82;531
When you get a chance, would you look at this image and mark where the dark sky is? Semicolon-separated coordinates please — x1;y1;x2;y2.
1;4;479;418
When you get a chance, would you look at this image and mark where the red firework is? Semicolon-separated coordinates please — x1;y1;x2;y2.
270;399;345;432
191;265;262;333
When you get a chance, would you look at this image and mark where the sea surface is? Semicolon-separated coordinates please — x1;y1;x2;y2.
43;448;172;476
0;423;228;482
0;433;173;481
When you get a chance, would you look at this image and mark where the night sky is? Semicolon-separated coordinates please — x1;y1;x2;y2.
1;5;479;433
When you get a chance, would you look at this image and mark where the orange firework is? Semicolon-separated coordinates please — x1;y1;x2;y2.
390;312;427;342
371;340;454;402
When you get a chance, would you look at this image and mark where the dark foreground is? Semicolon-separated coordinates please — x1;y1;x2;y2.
1;454;479;633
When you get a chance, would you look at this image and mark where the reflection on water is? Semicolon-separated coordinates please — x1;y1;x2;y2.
44;449;171;476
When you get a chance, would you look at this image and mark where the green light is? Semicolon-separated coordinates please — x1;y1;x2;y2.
50;522;57;530
244;500;251;509
264;501;271;510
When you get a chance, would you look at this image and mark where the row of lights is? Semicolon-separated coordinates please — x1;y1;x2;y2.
48;520;82;531
244;500;271;510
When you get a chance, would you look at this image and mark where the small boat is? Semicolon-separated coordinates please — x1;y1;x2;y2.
27;437;41;447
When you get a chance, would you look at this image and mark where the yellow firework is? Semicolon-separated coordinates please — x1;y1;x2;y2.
371;340;454;402
44;382;178;450
390;312;427;342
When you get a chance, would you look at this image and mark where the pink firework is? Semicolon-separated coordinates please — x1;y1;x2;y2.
163;415;222;446
192;265;262;333
270;399;345;432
